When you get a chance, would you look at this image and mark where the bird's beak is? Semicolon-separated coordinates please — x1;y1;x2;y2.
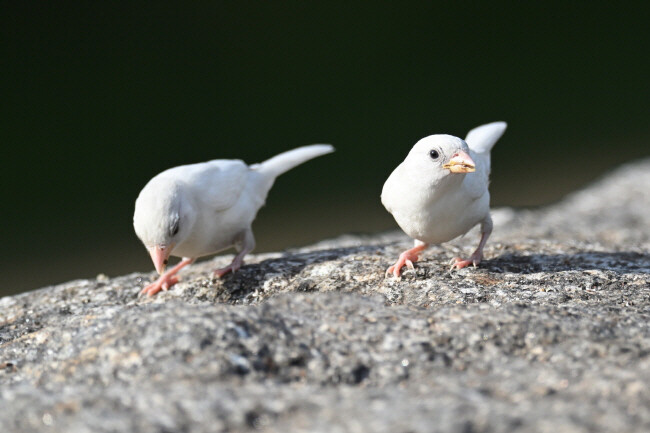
442;150;476;173
148;245;173;275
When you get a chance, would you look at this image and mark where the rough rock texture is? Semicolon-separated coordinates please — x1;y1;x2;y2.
1;159;649;433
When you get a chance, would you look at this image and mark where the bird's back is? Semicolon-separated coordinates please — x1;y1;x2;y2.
155;159;251;212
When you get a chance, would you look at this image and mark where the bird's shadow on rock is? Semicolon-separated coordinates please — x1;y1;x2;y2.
201;247;647;304
483;251;649;275
214;245;385;301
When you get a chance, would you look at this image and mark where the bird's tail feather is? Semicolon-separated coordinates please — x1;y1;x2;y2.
465;122;507;154
254;144;334;180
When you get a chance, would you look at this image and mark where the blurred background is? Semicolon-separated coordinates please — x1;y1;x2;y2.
2;2;648;296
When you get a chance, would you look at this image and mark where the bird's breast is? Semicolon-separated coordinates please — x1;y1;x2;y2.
389;188;489;244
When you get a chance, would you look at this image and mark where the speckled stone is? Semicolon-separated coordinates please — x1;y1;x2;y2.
1;159;649;433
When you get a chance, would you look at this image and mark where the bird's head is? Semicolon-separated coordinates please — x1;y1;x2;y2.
133;178;192;275
405;134;475;184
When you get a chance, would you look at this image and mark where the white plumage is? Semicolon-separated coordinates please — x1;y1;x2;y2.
134;144;334;295
381;122;507;277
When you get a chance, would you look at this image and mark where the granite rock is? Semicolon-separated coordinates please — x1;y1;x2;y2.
1;159;649;433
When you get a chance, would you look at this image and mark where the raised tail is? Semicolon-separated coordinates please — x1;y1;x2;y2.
465;121;507;176
253;144;334;180
465;121;507;155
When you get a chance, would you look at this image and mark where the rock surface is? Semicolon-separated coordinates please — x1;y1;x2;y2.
1;159;649;433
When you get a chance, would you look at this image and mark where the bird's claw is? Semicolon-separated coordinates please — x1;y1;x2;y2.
213;261;243;278
385;251;420;278
213;268;231;278
140;275;179;297
449;254;481;271
385;265;404;279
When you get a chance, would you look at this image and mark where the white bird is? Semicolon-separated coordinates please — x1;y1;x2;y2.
133;144;334;296
381;122;507;277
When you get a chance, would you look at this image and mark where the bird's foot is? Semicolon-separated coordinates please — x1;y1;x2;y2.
140;274;180;297
449;251;483;271
386;251;420;278
213;259;244;278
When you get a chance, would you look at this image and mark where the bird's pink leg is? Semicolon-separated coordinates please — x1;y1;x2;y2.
451;216;493;270
141;258;195;296
386;242;428;278
214;230;255;278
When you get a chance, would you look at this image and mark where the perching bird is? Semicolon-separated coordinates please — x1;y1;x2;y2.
133;144;334;296
381;122;507;277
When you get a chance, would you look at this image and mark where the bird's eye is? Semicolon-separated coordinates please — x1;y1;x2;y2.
170;220;179;236
429;149;440;160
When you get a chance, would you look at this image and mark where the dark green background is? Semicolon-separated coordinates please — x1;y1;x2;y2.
2;2;649;296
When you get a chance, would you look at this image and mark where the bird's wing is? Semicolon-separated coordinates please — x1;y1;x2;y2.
463;122;507;199
163;159;250;212
462;149;491;199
